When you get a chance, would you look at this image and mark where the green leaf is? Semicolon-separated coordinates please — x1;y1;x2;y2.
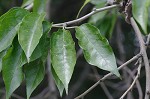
21;21;52;64
0;8;18;23
89;3;107;24
2;39;24;99
90;0;106;5
50;29;76;93
18;12;46;62
51;66;64;96
75;23;120;77
76;0;91;18
40;21;52;62
22;0;34;7
0;50;7;72
94;12;117;38
0;8;29;53
24;59;45;99
132;0;149;34
33;0;47;14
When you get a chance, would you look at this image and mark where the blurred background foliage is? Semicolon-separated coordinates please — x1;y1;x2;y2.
0;0;150;99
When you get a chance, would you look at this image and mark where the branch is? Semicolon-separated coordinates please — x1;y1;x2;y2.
117;59;143;99
146;34;150;46
24;3;33;10
119;58;142;99
92;67;113;99
52;4;121;27
74;54;141;99
130;17;150;99
0;90;25;99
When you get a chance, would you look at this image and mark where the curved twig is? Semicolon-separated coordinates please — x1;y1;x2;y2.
24;3;33;10
120;58;142;99
74;54;141;99
52;4;121;27
130;17;150;99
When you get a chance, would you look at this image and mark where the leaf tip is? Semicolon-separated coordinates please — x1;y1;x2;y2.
27;57;30;63
112;70;121;78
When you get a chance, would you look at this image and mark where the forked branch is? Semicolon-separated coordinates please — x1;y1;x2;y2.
74;54;141;99
130;17;150;99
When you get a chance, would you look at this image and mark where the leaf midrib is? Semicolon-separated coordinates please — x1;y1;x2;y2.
62;31;69;86
27;16;41;58
80;27;110;66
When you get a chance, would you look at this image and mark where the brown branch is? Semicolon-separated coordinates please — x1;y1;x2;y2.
119;58;142;99
117;59;143;99
92;67;113;99
0;90;25;99
74;54;141;99
130;17;150;99
146;34;150;46
52;4;121;27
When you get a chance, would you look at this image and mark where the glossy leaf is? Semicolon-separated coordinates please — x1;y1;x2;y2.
75;23;120;77
2;39;24;99
22;0;34;7
21;21;52;64
33;0;47;14
18;12;45;62
50;29;76;93
0;8;18;23
40;21;52;62
51;66;64;96
24;59;45;99
132;0;149;34
0;8;29;53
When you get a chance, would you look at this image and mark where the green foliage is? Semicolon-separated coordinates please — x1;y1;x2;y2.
75;23;120;77
18;12;45;62
33;0;47;14
51;66;64;96
50;29;76;94
90;0;106;5
2;39;24;99
89;3;107;24
0;0;148;98
21;21;51;64
132;0;149;34
24;59;45;99
91;12;117;38
0;8;29;53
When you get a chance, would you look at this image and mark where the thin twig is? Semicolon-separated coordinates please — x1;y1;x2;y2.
31;88;49;99
53;25;77;29
76;49;83;59
53;4;121;27
117;59;143;99
92;67;113;99
65;64;90;99
130;17;150;99
24;3;33;10
0;90;25;99
146;34;150;46
119;58;142;99
74;54;141;99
